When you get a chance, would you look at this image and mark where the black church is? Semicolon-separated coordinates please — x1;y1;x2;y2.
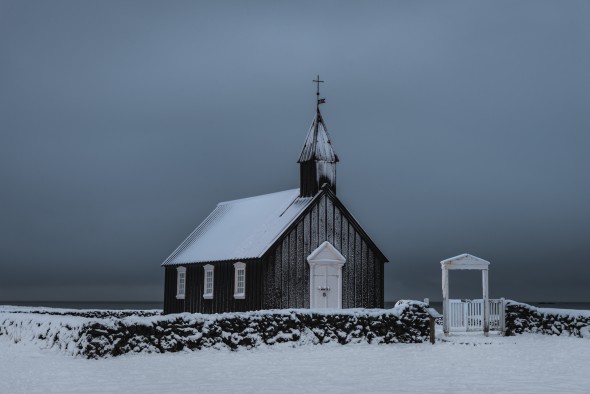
162;81;388;314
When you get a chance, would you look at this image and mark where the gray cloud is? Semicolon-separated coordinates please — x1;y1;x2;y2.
1;0;589;302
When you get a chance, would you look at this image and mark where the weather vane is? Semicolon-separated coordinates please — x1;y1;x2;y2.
313;75;326;108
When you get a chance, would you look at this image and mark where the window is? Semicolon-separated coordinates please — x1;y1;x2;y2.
233;262;246;299
176;266;186;299
203;264;214;299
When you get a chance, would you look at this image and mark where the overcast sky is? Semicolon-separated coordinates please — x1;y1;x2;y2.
1;0;589;303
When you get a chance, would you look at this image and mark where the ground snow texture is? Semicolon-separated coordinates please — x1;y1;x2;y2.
1;331;589;394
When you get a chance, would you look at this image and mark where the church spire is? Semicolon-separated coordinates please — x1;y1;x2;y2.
298;76;339;197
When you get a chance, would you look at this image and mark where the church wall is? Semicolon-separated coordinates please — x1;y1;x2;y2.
163;266;184;314
163;259;264;314
262;192;385;310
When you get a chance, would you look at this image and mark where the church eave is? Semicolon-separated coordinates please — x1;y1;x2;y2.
162;257;259;267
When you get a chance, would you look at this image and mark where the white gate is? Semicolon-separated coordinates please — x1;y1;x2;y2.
448;299;505;332
488;299;504;331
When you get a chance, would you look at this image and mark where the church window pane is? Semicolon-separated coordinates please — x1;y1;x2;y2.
203;265;214;299
234;262;246;299
176;266;186;299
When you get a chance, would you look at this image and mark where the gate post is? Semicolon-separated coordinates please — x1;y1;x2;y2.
482;269;489;336
442;267;449;335
500;297;506;335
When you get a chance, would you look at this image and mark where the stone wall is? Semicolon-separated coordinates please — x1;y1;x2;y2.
505;301;590;338
0;301;431;358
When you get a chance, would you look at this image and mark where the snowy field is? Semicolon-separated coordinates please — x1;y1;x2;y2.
1;329;589;394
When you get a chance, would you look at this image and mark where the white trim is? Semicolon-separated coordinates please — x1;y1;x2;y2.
233;262;246;299
203;264;214;299
307;241;346;309
176;266;186;299
440;253;490;270
307;240;346;263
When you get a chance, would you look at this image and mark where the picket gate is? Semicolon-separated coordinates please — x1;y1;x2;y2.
448;298;505;332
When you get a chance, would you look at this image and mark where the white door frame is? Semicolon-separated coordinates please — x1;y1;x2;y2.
307;241;346;309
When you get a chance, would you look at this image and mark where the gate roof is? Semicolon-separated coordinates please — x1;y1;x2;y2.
440;253;490;270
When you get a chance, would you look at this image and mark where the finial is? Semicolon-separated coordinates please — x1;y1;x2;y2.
313;75;326;109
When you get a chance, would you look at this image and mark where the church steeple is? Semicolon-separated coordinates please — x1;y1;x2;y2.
298;76;339;197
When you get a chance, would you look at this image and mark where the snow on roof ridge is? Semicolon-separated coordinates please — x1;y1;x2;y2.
217;188;300;206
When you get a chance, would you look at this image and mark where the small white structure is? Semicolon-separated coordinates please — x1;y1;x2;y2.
441;254;490;335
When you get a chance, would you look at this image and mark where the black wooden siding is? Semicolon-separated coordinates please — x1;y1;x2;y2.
164;189;385;314
164;259;264;314
262;192;385;309
299;161;319;197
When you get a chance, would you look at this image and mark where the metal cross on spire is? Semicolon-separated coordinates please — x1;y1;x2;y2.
313;75;326;108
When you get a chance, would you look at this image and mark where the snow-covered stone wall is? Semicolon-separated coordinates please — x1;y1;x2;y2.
505;301;590;338
0;301;430;358
0;306;161;319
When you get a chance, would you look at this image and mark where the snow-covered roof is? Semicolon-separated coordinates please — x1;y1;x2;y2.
162;189;314;265
298;109;338;163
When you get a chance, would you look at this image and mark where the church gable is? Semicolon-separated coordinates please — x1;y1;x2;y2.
262;186;387;310
267;186;388;264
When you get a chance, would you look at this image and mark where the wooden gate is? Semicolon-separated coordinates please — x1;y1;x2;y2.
448;299;505;332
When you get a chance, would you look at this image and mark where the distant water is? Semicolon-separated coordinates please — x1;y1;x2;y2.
1;301;589;311
384;301;590;312
0;301;163;310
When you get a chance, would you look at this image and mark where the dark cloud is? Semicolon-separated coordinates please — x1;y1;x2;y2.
1;0;589;302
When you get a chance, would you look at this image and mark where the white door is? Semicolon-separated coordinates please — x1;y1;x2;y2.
307;241;345;309
312;265;340;308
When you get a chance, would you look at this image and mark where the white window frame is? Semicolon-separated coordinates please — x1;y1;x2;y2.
233;262;246;299
176;266;186;299
203;264;214;299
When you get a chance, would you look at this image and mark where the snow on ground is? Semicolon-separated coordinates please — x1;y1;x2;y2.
1;329;589;394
